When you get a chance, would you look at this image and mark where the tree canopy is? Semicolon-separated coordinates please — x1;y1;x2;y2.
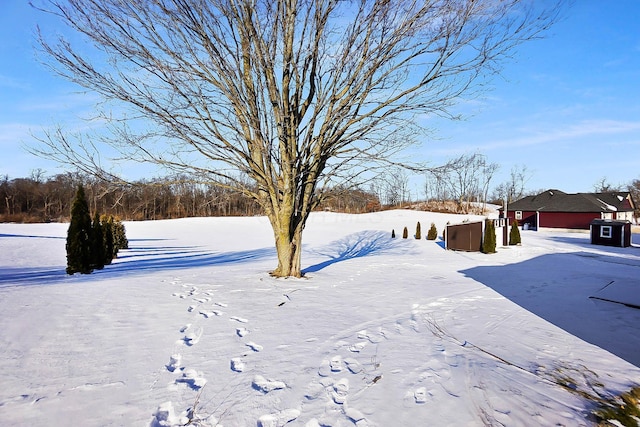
33;0;562;277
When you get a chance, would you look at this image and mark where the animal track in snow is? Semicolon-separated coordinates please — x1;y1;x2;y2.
236;327;249;337
229;316;248;323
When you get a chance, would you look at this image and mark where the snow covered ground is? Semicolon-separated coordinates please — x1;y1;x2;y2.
1;210;639;426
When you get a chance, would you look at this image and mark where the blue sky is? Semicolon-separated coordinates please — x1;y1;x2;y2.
1;1;639;195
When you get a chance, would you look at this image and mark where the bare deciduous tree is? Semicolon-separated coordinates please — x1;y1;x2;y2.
31;0;561;277
493;164;532;203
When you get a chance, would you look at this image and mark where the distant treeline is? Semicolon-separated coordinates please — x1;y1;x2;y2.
1;172;381;223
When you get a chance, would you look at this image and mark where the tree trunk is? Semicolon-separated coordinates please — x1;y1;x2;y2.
272;225;303;278
267;209;305;278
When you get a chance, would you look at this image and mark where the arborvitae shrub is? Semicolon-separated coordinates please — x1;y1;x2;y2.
509;219;522;245
101;214;115;265
415;222;421;239
90;212;105;270
402;227;408;239
482;219;496;254
427;222;438;240
113;217;129;251
391;229;396;238
66;185;93;275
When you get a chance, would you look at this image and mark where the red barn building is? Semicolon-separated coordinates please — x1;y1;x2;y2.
501;190;636;230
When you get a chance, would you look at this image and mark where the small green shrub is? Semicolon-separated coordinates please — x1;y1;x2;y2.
415;222;421;239
402;227;408;239
509;219;521;245
482;219;496;254
427;223;438;240
391;229;396;238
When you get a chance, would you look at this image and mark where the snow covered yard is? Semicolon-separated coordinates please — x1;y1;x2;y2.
0;210;639;426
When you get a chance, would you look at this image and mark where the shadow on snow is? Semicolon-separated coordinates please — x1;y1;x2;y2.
460;249;640;368
303;230;406;274
0;245;276;288
1;229;404;287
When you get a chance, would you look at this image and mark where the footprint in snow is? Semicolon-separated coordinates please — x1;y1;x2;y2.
229;316;248;323
331;378;349;404
183;327;203;346
180;324;191;333
199;309;223;319
413;387;428;404
230;358;245;372
175;368;207;390
344;358;363;374
252;375;286;393
245;342;263;352
166;354;182;372
257;408;300;427
236;327;249;337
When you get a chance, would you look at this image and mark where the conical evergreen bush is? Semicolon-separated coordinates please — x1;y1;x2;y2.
102;214;115;263
66;185;93;274
415;222;421;239
482;218;496;254
509;219;522;245
427;222;438;240
90;212;105;270
113;217;129;251
391;229;396;238
402;227;408;239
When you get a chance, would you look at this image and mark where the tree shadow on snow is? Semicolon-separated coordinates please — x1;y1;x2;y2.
0;233;65;240
302;230;406;274
0;245;276;288
459;250;640;367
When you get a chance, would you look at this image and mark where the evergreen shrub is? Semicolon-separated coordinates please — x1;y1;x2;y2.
90;212;105;270
509;219;522;245
402;227;408;239
415;222;421;239
427;222;438;240
482;219;496;254
66;185;93;275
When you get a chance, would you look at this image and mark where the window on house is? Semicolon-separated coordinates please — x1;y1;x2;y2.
600;226;612;238
515;211;522;220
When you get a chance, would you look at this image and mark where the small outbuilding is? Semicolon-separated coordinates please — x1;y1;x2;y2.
590;219;631;248
446;221;483;252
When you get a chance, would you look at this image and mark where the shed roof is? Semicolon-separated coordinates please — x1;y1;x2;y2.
505;190;635;213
